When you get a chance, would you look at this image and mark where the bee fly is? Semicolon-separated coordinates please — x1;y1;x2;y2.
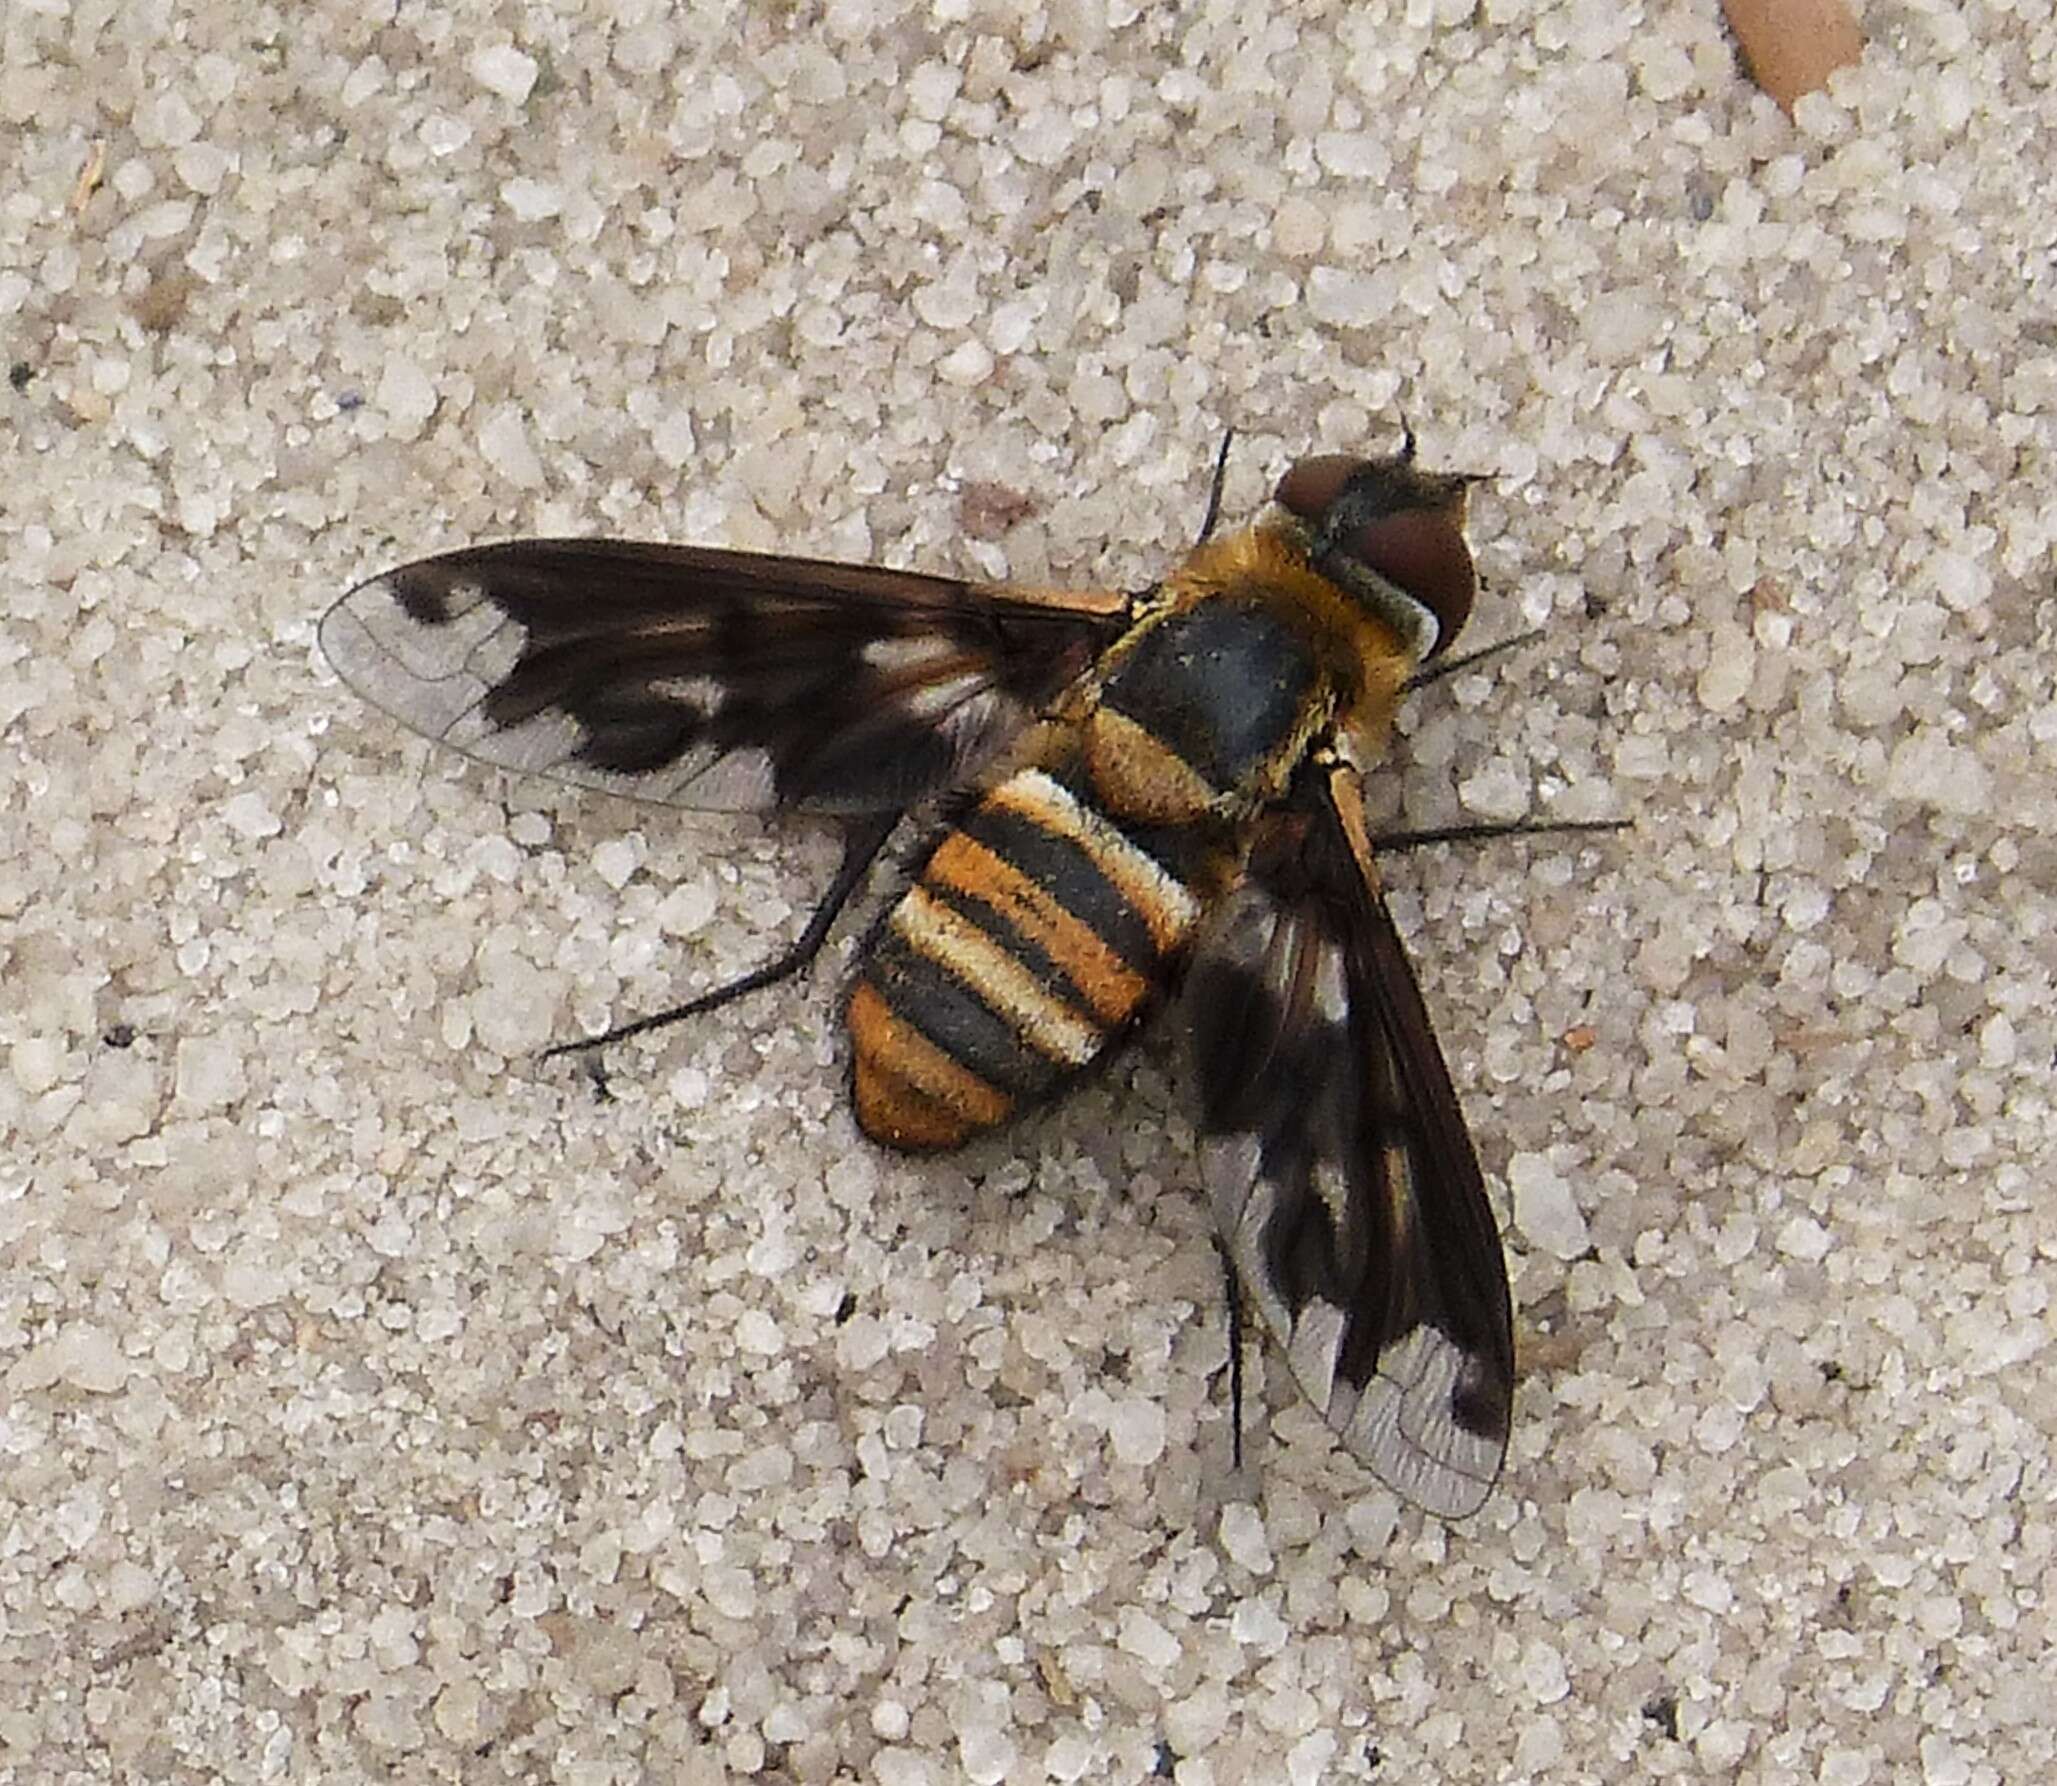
322;435;1606;1518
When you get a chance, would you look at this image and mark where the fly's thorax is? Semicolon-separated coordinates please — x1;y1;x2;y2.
1075;582;1334;826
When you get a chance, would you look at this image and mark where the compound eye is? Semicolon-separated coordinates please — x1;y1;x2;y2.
1273;454;1477;654
1343;505;1476;653
1273;454;1368;524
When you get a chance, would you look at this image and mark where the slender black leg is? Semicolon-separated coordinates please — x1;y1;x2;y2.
1195;428;1235;546
543;812;899;1060
1396;627;1627;850
1406;627;1546;691
1366;817;1630;855
1218;1241;1247;1471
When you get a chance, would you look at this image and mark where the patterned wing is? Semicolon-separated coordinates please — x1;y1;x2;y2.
1182;757;1515;1517
320;539;1127;813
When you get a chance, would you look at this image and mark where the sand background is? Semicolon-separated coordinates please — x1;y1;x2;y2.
4;2;2052;1781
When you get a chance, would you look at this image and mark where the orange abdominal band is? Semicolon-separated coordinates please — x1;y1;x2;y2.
920;833;1150;1027
847;981;1012;1151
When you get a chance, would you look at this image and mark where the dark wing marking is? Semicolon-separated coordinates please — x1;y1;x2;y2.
320;540;1127;813
1181;757;1514;1517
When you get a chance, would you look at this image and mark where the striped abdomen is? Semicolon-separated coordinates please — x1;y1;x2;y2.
849;597;1325;1151
848;767;1203;1149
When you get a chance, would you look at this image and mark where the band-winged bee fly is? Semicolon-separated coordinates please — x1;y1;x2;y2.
323;437;1597;1518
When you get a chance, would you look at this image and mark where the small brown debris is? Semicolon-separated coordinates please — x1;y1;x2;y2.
72;141;107;212
1518;1325;1586;1375
132;271;198;334
1722;0;1863;113
958;480;1038;541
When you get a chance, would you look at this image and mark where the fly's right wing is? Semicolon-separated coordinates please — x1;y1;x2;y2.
1182;758;1515;1517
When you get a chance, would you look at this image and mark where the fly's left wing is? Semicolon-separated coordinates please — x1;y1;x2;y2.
1181;757;1515;1517
320;539;1127;813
